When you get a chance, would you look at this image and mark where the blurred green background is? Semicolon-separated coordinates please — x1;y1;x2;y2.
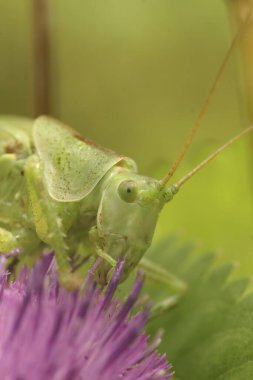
0;0;252;275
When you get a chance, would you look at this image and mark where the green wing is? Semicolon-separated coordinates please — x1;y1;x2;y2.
33;116;137;202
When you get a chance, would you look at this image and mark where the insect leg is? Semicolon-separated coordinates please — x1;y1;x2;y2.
0;227;18;253
138;257;187;319
139;257;186;292
25;155;82;289
96;246;116;267
89;227;116;267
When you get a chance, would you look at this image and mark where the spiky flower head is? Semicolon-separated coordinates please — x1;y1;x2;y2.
0;254;173;380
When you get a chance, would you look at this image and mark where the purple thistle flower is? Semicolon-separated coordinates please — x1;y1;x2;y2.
0;255;173;380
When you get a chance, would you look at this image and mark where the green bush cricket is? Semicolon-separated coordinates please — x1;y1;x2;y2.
0;115;252;311
0;16;252;315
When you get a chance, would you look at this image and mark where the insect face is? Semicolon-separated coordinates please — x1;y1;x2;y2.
96;170;174;281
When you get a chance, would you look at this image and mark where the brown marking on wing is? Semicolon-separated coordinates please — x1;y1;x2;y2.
63;122;126;157
4;140;23;154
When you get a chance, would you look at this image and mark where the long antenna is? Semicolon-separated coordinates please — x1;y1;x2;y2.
33;0;51;116
173;125;253;190
160;15;251;188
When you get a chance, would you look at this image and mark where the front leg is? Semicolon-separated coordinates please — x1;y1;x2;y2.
0;227;18;253
138;257;187;319
25;156;82;289
89;226;116;267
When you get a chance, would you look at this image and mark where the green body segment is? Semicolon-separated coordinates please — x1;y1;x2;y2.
0;116;175;288
0;117;40;258
33;117;137;202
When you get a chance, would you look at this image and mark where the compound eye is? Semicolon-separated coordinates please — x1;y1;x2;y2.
118;180;138;203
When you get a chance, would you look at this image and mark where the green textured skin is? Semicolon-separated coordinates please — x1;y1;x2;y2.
0;116;175;288
0;117;41;259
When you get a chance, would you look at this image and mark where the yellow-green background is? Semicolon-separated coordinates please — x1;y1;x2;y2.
0;0;252;276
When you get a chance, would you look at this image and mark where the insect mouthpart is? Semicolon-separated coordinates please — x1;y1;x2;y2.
94;261;112;286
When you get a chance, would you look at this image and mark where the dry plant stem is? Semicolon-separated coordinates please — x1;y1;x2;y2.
33;0;51;116
161;15;250;187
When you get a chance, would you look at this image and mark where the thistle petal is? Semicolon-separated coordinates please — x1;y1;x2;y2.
0;255;173;380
